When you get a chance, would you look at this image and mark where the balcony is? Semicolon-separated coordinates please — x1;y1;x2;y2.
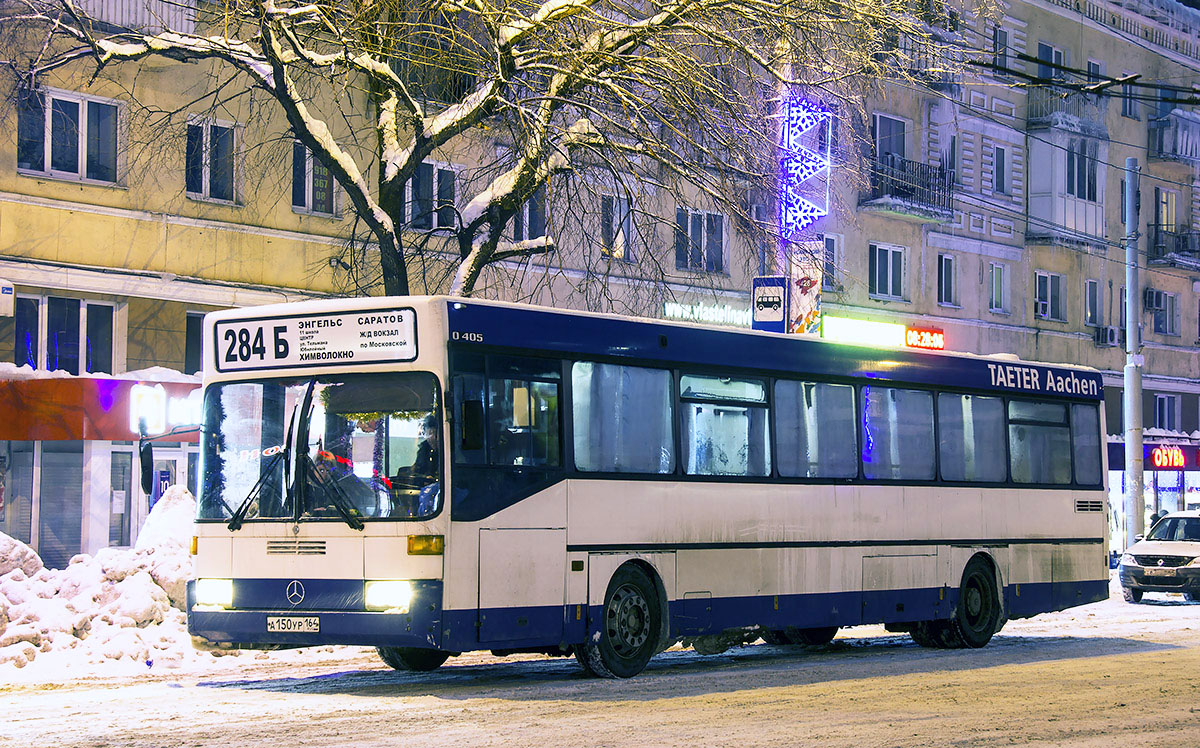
895;33;963;96
1026;87;1107;135
1147;223;1200;269
859;154;953;222
75;0;194;32
1148;110;1200;163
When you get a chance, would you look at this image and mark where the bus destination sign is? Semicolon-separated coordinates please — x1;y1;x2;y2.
213;308;417;372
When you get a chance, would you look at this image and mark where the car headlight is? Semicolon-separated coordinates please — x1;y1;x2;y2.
1187;558;1200;567
1120;554;1138;567
364;580;413;613
194;578;234;609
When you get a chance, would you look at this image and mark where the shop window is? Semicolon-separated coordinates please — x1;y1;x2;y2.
14;295;115;375
186;119;239;203
109;451;133;547
0;441;34;546
16;88;119;183
39;440;83;569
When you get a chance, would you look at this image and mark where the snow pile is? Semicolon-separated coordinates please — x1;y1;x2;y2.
0;485;215;673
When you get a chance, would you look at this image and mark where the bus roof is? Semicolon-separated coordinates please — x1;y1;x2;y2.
443;296;1104;402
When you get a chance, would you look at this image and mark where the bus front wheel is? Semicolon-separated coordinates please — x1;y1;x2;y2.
376;646;450;672
577;564;662;678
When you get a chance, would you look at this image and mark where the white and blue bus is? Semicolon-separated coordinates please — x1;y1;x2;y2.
186;296;1108;678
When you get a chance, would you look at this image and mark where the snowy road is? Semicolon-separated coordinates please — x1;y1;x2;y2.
5;585;1200;748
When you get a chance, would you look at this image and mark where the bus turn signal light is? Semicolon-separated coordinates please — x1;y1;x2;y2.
408;535;444;555
190;536;198;556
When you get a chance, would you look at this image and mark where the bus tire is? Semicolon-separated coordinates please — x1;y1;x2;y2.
760;630;789;645
942;557;1002;649
376;646;450;672
578;564;662;679
786;626;839;646
909;622;944;648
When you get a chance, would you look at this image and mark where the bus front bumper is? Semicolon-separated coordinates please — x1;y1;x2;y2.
186;579;444;649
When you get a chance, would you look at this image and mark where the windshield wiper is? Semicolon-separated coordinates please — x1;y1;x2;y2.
227;382;307;531
303;453;365;531
227;447;288;531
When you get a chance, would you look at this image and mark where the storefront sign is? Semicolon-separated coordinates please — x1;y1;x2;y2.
663;302;752;328
1107;443;1200;471
213;308;417;373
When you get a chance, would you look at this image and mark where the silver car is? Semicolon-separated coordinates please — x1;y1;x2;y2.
1118;511;1200;603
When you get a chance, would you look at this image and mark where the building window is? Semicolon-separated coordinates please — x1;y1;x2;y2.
1153;292;1179;336
513;185;547;243
1084;279;1101;326
1155;187;1177;227
185;312;204;375
873;114;906;162
989;262;1008;313
291;141;335;216
945;134;957;183
14;296;115;375
1036;42;1064;80
186;120;238;202
992;28;1008;73
674;207;725;273
1155;394;1179;431
868;243;905;299
601;193;633;260
1066;139;1098;202
937;253;956;306
820;234;840;291
1086;60;1103;88
993;146;1007;194
1035;271;1065;321
408;161;456;230
1121;77;1139;119
16;88;119;184
1119;286;1127;330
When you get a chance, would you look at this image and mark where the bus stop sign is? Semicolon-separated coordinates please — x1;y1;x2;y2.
751;276;790;333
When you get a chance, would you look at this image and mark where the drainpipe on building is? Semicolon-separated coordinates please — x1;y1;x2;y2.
1124;157;1145;547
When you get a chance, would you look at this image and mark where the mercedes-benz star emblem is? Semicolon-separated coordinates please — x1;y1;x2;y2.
286;580;306;606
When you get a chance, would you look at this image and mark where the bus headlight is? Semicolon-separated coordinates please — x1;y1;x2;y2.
194;578;234;609
364;580;413;613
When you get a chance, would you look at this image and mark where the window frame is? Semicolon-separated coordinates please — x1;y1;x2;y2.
992;27;1009;74
405;160;460;231
1153;292;1180;336
601;192;634;261
868;242;906;300
1034;270;1066;322
674;206;727;274
989;262;1009;314
16;86;122;186
291;140;338;217
1084;279;1102;327
1155;393;1180;431
185;116;242;204
13;293;118;375
993;146;1007;195
513;185;549;244
820;233;841;291
937;253;957;307
1121;72;1140;119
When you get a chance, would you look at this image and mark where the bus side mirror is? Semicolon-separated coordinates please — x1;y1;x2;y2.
461;400;484;451
139;439;155;495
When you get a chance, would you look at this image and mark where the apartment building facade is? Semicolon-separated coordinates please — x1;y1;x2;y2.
821;0;1200;547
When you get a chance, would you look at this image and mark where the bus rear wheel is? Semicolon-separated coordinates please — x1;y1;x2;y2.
942;557;1002;649
578;565;662;678
377;646;450;672
785;626;839;646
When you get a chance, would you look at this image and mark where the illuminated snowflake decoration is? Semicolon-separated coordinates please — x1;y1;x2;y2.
778;92;831;241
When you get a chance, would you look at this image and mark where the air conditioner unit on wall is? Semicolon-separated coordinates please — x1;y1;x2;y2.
1035;299;1050;318
1094;325;1119;347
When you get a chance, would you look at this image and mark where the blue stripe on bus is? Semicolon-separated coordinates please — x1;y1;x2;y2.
446;302;1104;401
189;578;1108;652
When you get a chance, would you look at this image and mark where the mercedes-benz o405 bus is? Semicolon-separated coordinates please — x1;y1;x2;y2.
187;296;1109;677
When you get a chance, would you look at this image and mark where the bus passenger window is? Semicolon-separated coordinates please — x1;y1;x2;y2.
1070;403;1102;486
860;386;935;480
680;375;769;477
775;380;856;479
1008;400;1071;484
488;378;560;467
937;393;1006;482
572;361;674;474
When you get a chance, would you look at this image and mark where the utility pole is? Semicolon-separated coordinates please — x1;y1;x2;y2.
1124;157;1144;547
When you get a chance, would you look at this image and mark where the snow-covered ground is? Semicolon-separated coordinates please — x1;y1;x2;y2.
1;484;1196;685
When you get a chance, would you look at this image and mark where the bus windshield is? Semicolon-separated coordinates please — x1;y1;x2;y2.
198;372;442;522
